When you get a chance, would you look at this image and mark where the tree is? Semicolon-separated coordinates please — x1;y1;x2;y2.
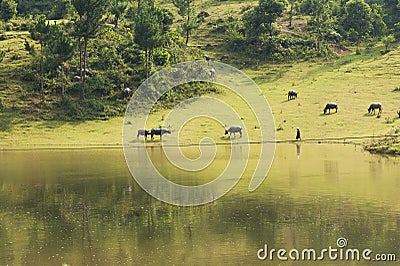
288;0;297;28
172;0;200;45
243;0;286;43
30;15;50;100
0;0;17;22
110;0;128;28
370;3;386;37
134;6;173;79
49;0;75;19
72;0;109;99
137;0;155;11
304;0;336;52
380;0;400;29
342;0;373;42
382;34;395;52
47;24;75;98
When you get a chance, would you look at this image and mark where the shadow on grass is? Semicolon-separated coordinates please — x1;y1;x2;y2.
37;119;88;130
281;99;297;104
130;138;148;143
253;68;290;83
319;112;338;116
363;113;376;117
38;120;67;129
219;136;242;141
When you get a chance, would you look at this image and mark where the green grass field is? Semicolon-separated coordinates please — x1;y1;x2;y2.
1;46;399;148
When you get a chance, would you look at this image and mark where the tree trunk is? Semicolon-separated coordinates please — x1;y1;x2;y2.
289;2;293;27
269;22;273;37
78;38;85;99
83;37;88;79
61;62;65;99
79;38;83;79
145;48;149;79
185;12;190;45
317;26;321;52
80;37;88;100
114;0;119;28
114;15;119;28
40;44;44;101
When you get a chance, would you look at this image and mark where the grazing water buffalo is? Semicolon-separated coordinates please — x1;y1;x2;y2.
225;126;242;138
324;103;338;114
288;90;298;101
151;128;171;140
368;103;382;115
123;88;132;98
137;129;150;139
78;68;93;77
209;68;215;78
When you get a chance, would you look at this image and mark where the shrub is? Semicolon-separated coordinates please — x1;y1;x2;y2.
10;54;20;60
0;49;5;62
56;97;83;120
385;117;395;124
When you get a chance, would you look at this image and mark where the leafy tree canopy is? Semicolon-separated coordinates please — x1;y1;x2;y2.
0;0;17;21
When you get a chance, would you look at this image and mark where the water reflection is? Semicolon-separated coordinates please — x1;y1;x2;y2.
0;145;399;265
296;143;301;159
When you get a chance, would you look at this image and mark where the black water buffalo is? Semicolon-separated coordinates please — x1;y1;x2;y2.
397;111;400;118
324;103;338;114
137;129;150;139
368;103;382;115
78;68;93;77
123;88;132;98
151;128;171;140
288;90;298;101
225;126;242;138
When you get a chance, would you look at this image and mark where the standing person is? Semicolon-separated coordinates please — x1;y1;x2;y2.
296;127;301;140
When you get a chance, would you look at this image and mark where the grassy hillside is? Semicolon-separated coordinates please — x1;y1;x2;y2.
1;45;400;148
0;0;400;149
251;45;400;140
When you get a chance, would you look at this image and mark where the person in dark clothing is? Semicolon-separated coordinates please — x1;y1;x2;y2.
296;127;301;140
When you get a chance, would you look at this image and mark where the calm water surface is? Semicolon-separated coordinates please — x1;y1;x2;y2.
0;144;399;265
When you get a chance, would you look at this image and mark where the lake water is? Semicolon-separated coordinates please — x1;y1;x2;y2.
0;144;399;265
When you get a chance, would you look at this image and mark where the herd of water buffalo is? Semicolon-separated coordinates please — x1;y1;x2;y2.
136;125;242;140
288;90;387;116
135;89;398;140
